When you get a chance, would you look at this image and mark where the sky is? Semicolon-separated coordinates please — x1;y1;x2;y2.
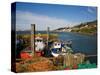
14;2;97;31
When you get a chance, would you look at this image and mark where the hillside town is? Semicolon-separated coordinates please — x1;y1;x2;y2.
53;20;97;35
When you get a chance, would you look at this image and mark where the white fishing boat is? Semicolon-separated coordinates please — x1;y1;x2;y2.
51;41;73;57
35;36;45;52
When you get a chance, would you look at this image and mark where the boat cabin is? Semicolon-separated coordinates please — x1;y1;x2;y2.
35;37;45;52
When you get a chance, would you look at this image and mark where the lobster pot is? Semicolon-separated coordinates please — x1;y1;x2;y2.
73;53;85;64
64;53;85;67
56;55;64;66
65;53;74;67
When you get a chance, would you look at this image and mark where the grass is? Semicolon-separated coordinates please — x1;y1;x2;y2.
17;33;58;40
71;27;97;35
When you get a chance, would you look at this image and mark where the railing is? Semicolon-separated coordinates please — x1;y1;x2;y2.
85;55;97;57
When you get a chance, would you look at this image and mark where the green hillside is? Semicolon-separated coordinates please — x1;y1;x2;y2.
71;20;97;35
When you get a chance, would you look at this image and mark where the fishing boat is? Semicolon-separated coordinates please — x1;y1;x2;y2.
20;36;46;58
35;36;45;52
51;41;73;57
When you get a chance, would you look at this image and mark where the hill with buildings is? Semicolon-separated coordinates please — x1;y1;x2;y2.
53;20;97;35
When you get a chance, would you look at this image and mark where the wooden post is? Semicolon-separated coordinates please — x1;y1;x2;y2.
47;27;50;50
63;54;66;66
31;24;35;56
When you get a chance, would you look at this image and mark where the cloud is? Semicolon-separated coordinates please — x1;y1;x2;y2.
16;11;73;31
87;7;97;14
